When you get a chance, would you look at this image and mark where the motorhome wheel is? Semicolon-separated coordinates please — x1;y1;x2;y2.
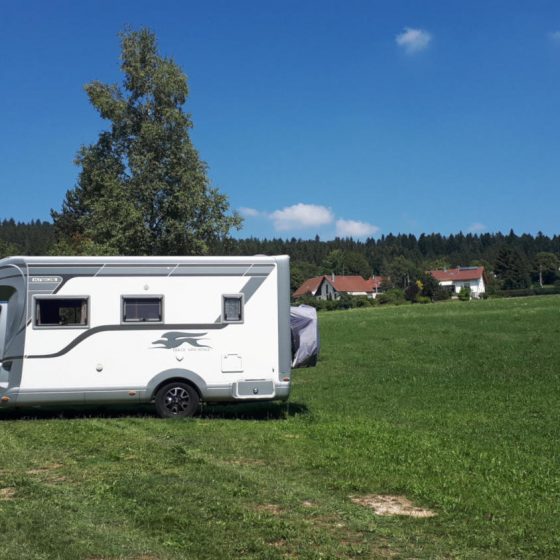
155;382;199;418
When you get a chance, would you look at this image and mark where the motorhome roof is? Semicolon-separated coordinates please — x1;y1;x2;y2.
0;255;288;266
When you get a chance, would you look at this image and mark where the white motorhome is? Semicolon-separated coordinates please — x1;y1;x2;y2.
0;255;291;417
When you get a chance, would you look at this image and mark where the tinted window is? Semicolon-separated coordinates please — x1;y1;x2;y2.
123;297;162;322
223;295;243;323
36;298;88;327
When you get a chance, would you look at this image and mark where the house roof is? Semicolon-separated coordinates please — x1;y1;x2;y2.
329;275;372;293
430;266;485;282
365;276;386;290
292;276;325;298
293;274;382;297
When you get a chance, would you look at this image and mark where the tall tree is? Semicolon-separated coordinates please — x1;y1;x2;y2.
532;252;559;287
494;246;531;289
52;28;242;255
321;250;371;278
385;255;419;289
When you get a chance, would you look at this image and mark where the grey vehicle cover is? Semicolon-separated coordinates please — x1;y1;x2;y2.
290;305;319;368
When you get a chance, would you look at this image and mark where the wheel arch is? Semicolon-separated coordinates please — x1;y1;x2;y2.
147;369;207;401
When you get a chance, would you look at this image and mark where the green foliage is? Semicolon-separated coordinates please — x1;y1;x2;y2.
404;280;420;302
533;252;559;286
494;245;531;289
432;286;452;301
458;286;471;301
404;274;448;303
4;219;560;278
0;239;19;259
493;286;560;298
417;273;437;299
377;288;407;305
384;255;419;289
51;28;241;255
0;219;54;256
425;257;451;270
295;294;376;311
290;261;321;293
321;249;370;278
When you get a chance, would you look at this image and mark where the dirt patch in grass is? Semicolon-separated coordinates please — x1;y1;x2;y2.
226;458;267;467
350;495;436;518
0;487;16;500
26;463;66;485
255;503;283;515
26;463;64;475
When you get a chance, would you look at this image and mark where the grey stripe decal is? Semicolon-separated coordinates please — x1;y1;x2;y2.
24;323;228;360
242;276;267;301
48;265;274;294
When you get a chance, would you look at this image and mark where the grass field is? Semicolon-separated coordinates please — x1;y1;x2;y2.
1;296;559;559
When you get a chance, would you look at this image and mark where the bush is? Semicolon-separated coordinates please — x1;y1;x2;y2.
378;288;406;305
458;287;471;301
353;296;371;308
433;287;452;301
404;282;420;302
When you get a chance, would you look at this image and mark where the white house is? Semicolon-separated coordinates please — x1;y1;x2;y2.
430;267;487;298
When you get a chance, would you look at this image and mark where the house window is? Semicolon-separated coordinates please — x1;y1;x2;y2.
122;297;163;323
35;298;88;327
222;295;244;323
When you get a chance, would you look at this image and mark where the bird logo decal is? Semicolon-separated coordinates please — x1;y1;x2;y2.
151;332;211;349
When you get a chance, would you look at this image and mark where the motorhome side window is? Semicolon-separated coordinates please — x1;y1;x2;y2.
222;294;243;323
122;297;163;322
35;298;88;327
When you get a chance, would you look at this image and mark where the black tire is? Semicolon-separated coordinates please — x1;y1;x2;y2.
154;382;199;418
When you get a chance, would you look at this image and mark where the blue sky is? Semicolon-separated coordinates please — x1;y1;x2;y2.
1;1;560;239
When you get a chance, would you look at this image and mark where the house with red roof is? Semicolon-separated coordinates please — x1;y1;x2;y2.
293;274;386;300
429;266;487;298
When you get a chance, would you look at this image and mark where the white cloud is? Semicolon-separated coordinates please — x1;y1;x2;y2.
549;31;560;43
270;203;334;231
336;219;380;238
396;27;432;54
239;207;261;217
467;222;487;234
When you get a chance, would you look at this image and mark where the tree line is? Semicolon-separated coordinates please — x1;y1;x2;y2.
2;220;559;291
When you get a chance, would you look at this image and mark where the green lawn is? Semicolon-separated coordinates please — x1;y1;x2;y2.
1;296;559;559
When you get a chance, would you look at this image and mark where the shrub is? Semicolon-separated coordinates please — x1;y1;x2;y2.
378;288;406;305
337;294;354;309
458;286;471;301
353;296;371;308
433;287;452;301
404;282;420;302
